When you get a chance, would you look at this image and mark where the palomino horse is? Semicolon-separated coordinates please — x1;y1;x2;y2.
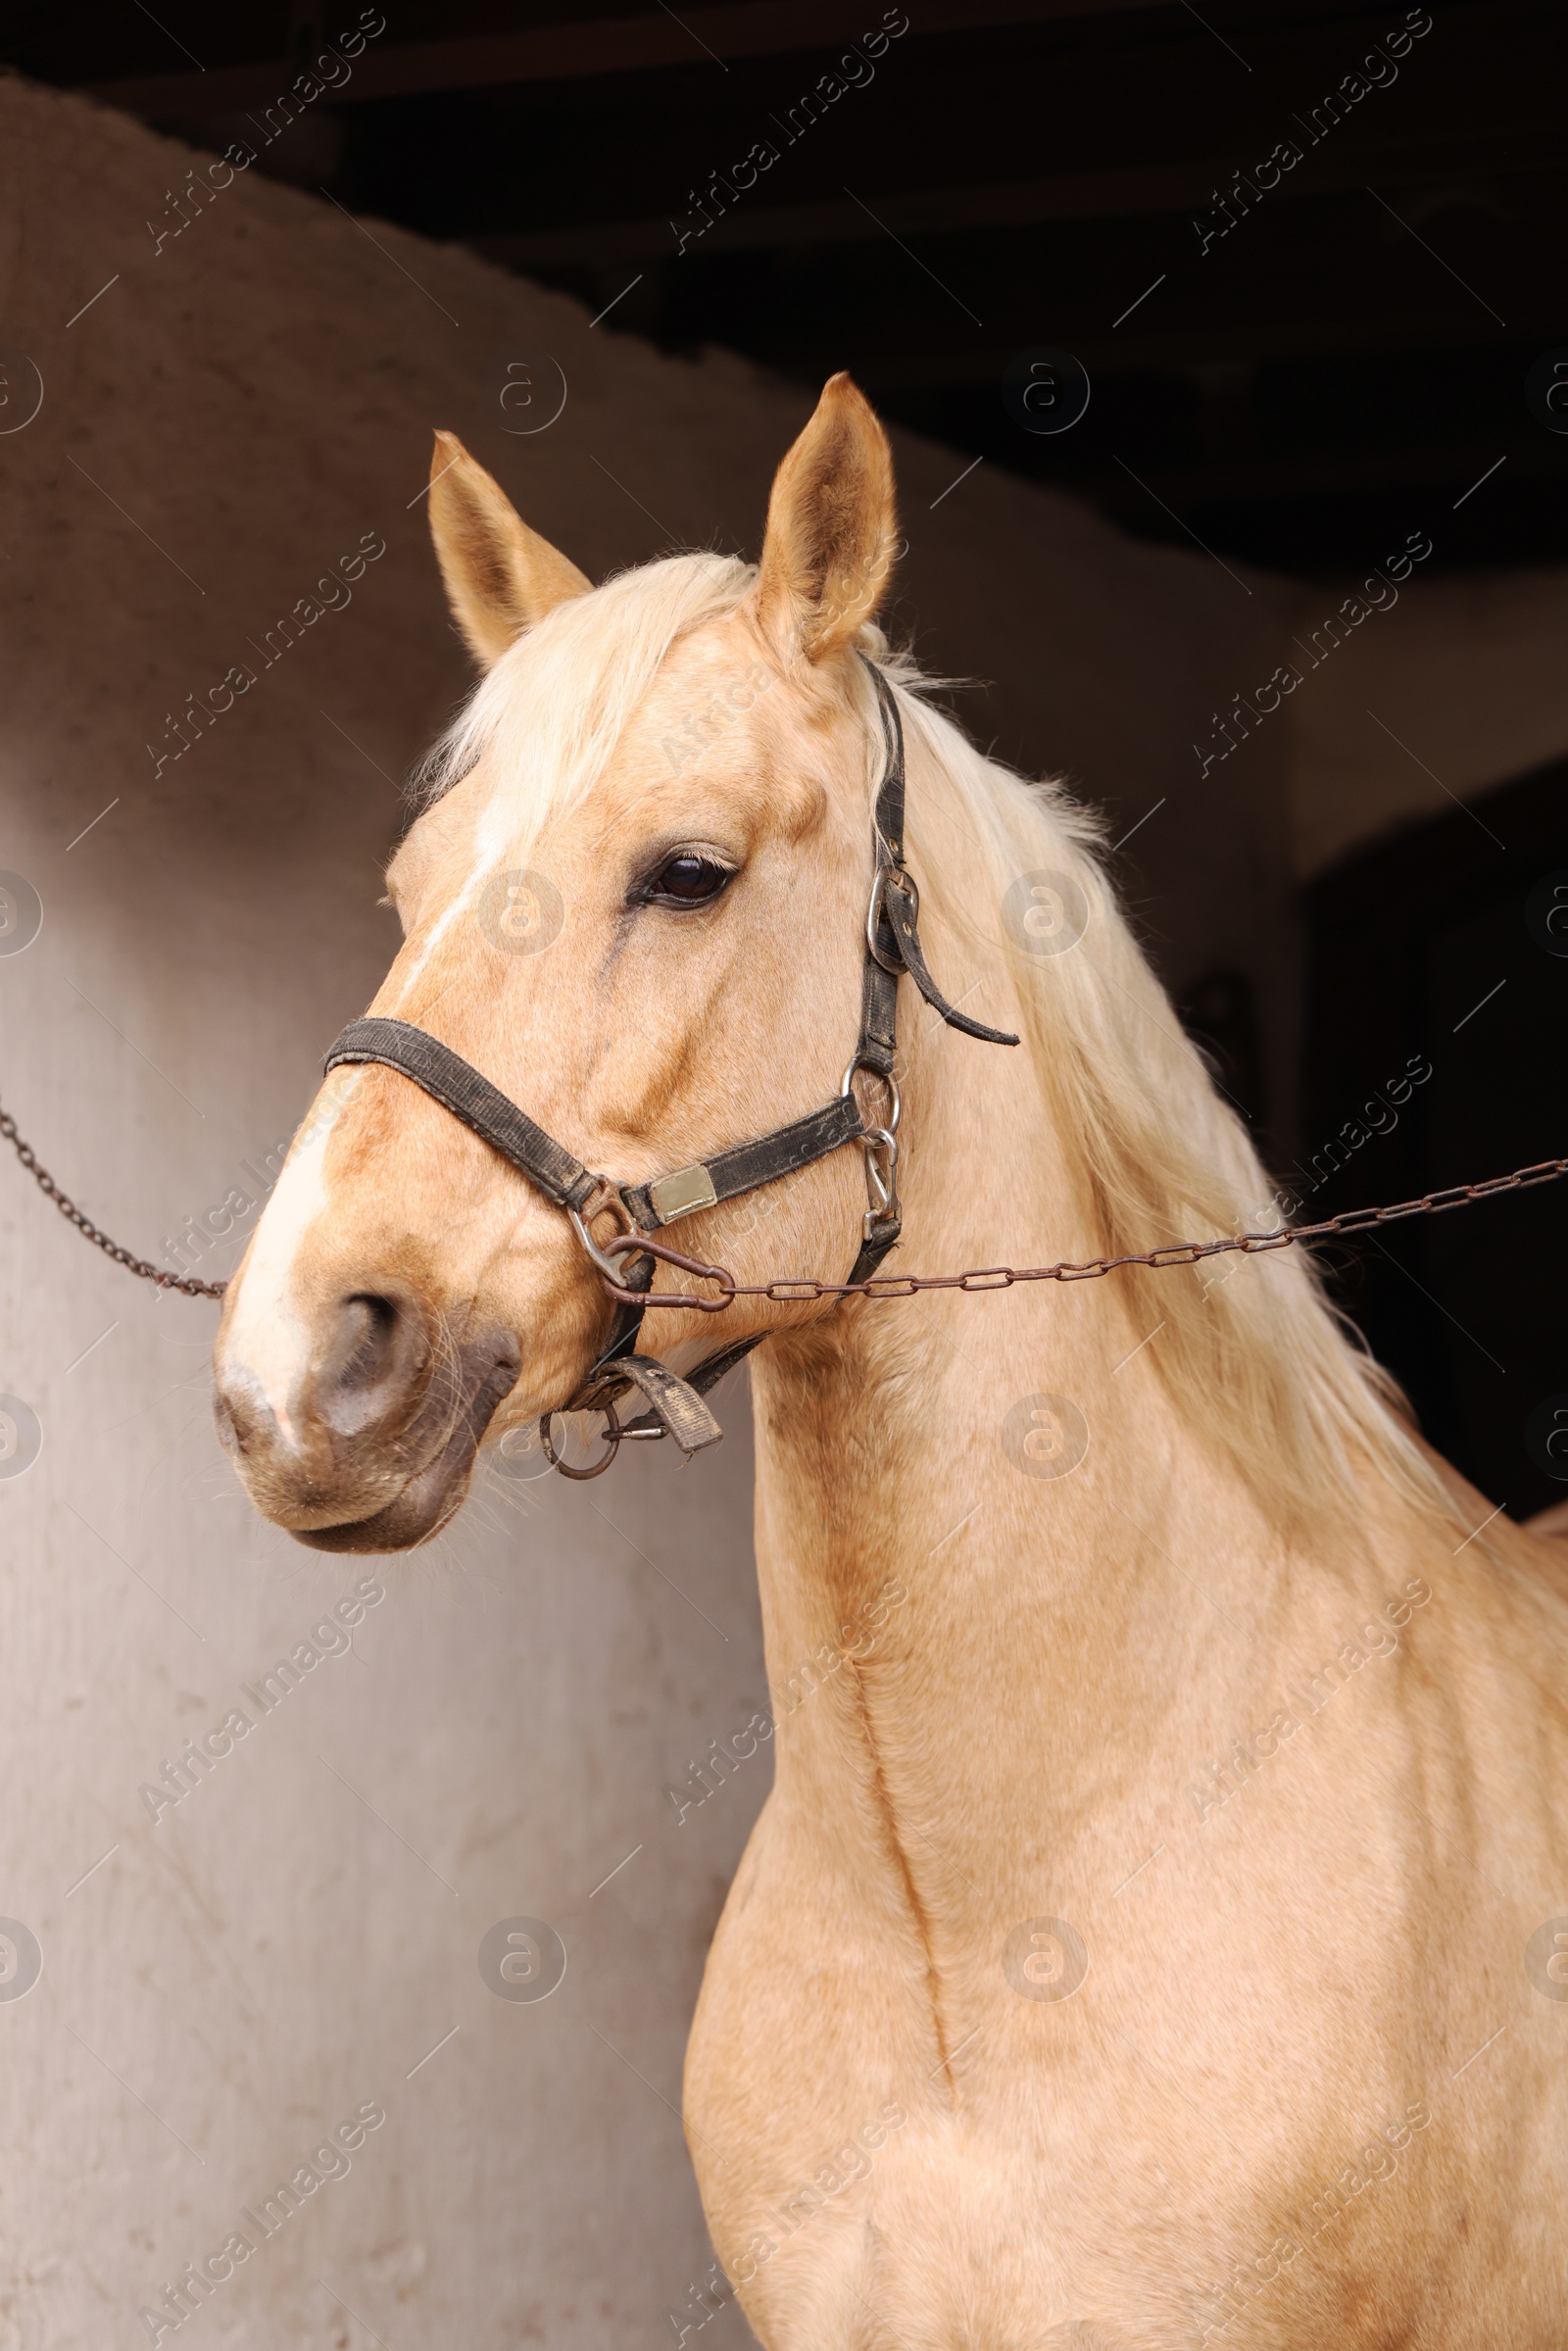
214;377;1568;2348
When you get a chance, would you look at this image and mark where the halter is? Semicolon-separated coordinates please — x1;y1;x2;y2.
320;660;1017;1476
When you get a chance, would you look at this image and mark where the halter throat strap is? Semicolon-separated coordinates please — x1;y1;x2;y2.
858;659;1018;1058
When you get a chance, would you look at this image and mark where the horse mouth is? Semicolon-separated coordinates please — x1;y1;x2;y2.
285;1353;520;1553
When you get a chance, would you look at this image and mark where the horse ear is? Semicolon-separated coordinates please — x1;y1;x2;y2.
755;373;898;663
427;429;592;666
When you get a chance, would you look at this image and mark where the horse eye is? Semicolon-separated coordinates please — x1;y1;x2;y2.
646;852;731;906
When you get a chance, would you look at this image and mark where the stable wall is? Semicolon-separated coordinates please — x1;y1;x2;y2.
0;72;1564;2351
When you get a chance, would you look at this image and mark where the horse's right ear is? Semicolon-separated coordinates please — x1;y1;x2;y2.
427;430;592;667
755;373;897;663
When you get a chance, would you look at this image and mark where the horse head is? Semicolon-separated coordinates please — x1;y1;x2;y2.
213;374;909;1548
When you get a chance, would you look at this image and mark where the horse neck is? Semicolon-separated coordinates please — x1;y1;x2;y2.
747;990;1280;1870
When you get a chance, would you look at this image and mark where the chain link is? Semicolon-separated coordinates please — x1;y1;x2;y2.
2;1082;1562;1319
605;1156;1568;1308
0;1100;227;1299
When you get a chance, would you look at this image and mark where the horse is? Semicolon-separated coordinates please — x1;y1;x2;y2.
213;374;1568;2348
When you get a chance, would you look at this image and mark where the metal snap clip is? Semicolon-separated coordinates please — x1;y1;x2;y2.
858;1125;900;1239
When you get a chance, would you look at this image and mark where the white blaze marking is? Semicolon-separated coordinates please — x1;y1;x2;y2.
387;870;484;1009
223;1073;361;1445
388;764;534;1012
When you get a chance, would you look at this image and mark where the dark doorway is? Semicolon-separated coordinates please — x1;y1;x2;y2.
1302;760;1568;1519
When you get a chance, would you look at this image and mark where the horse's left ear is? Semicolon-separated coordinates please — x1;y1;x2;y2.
427;429;592;667
755;373;897;663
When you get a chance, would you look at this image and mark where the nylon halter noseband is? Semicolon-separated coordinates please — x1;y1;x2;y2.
321;658;1017;1473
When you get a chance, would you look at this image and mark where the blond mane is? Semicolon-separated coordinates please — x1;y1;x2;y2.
411;551;1446;1541
887;661;1448;1542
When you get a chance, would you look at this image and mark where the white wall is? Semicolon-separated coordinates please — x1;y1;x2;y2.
1;73;1565;2350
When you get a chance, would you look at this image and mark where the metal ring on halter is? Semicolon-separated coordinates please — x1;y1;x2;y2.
841;1054;902;1136
539;1401;621;1480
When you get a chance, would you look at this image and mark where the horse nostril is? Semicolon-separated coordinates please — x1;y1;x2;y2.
212;1383;262;1460
337;1295;400;1388
321;1292;428;1436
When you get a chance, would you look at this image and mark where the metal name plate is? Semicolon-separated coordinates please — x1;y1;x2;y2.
646;1162;719;1225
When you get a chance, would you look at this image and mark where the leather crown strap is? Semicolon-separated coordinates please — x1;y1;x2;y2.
322;660;1016;1468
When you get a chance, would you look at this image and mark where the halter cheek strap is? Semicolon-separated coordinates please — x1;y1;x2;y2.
321;660;1016;1470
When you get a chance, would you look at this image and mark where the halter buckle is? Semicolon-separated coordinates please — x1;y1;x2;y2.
866;862;916;975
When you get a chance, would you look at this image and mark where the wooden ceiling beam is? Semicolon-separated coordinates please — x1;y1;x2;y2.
86;0;1177;119
470;139;1563;268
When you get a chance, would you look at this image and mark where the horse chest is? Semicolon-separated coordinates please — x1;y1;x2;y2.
708;2100;1518;2351
689;1878;1548;2351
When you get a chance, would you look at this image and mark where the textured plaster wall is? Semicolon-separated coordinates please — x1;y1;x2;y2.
0;70;1559;2351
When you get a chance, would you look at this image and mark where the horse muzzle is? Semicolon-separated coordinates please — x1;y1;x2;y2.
213;1286;522;1550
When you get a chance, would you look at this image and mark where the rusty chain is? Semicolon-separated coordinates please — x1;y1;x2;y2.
592;1157;1568;1309
0;1099;226;1299
2;1086;1562;1315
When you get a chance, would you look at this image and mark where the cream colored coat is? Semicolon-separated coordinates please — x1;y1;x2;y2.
214;379;1568;2349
